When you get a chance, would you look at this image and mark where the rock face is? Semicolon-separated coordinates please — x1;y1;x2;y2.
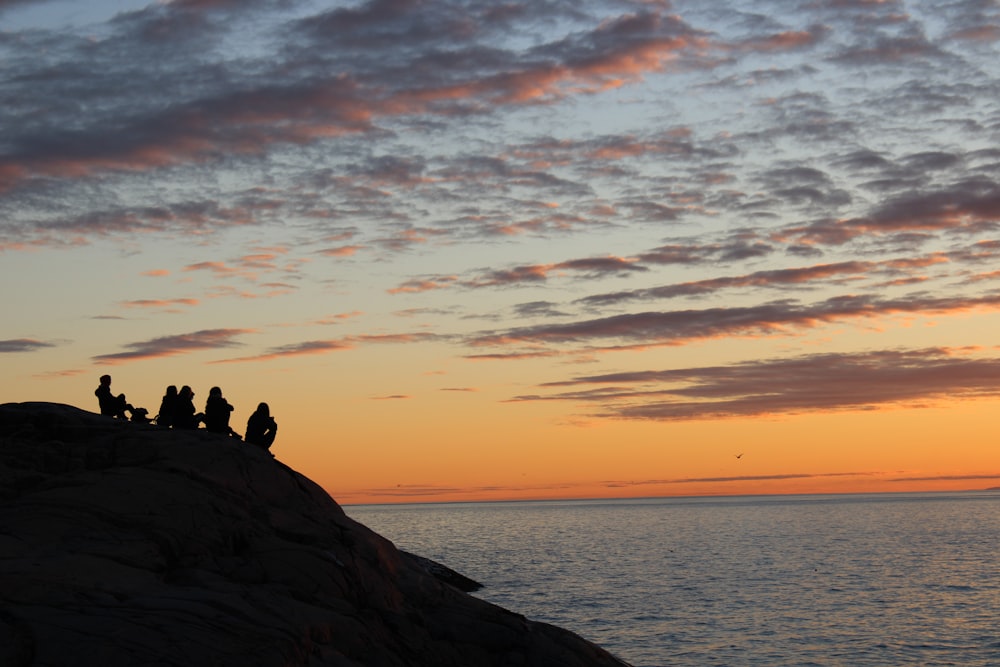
0;403;630;667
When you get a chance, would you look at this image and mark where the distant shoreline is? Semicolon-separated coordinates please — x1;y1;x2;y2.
342;487;1000;508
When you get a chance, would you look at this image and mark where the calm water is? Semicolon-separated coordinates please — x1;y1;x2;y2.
346;492;1000;666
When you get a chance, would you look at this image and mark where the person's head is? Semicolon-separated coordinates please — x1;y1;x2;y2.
180;385;193;398
99;374;111;386
165;385;177;397
256;402;270;416
209;386;222;397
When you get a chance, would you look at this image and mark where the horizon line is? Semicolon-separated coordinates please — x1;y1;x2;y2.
341;486;1000;507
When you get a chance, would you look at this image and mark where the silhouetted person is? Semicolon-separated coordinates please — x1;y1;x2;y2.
156;385;178;428
94;374;132;419
204;386;237;436
131;407;151;424
245;402;277;453
173;385;203;429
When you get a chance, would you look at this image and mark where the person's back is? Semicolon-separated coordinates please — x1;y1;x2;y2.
173;386;201;429
157;385;178;428
204;387;234;434
245;402;277;452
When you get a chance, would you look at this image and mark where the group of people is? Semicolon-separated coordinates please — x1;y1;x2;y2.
94;375;278;452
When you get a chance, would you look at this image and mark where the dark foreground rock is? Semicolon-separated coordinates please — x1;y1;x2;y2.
0;403;630;667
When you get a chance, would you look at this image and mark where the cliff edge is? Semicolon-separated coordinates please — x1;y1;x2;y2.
0;402;630;667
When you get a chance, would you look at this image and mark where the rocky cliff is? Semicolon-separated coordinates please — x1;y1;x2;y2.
0;402;630;667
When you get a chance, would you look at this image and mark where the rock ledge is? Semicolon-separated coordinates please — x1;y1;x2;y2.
0;402;630;667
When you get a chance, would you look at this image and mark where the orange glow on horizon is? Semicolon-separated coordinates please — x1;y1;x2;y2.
334;477;1000;506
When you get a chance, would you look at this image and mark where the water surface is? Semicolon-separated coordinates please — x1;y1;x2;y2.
347;492;1000;666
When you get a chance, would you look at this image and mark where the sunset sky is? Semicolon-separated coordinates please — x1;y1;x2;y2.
3;0;999;504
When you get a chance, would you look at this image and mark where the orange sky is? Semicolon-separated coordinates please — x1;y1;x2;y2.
2;0;1000;505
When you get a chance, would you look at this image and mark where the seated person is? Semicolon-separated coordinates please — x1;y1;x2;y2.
156;385;178;428
172;385;203;429
204;386;237;436
94;374;132;419
245;402;278;452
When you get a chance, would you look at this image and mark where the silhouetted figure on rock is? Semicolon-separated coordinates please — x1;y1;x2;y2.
173;385;203;430
245;402;278;454
204;386;238;437
156;385;178;428
94;374;132;420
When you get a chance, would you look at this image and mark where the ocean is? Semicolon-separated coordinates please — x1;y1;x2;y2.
345;492;1000;667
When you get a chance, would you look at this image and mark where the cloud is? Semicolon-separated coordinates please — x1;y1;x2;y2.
34;368;85;378
312;311;364;326
734;26;830;54
949;25;1000;42
3;0;994;279
340;470;888;502
214;331;437;363
369;12;714;111
389;254;646;294
472;292;1000;352
183;261;248;279
0;338;55;353
214;339;353;363
0;5;713;198
830;32;944;66
637;239;775;265
374;227;447;252
510;347;1000;420
92;328;253;364
318;245;365;257
0;0;49;13
462;257;645;288
1;198;268;245
782;181;1000;246
118;298;199;309
177;251;307;289
888;474;1000;483
514;301;570;318
388;276;459;295
0;72;375;192
601;471;873;486
578;260;875;307
351;333;439;344
577;253;954;307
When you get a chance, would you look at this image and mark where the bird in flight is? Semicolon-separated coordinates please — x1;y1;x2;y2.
735;453;744;459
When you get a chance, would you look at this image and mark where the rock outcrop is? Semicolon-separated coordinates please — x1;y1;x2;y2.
0;403;630;667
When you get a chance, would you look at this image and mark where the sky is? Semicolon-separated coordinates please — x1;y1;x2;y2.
2;0;1000;505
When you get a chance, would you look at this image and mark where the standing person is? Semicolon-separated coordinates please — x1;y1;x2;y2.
245;402;278;453
156;385;178;428
173;385;203;429
204;386;237;436
94;374;132;419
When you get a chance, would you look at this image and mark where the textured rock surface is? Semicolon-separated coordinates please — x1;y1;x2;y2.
0;402;630;667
